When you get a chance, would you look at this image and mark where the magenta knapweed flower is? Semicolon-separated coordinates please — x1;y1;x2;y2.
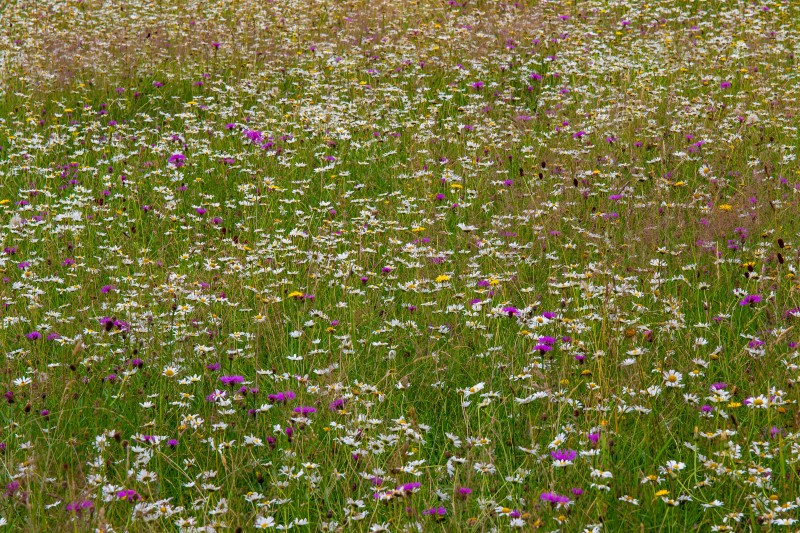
168;153;186;167
399;482;421;492
117;489;142;501
294;406;316;415
540;491;571;505
739;294;762;306
26;331;41;340
551;449;577;461
66;500;94;513
220;375;244;386
268;390;296;403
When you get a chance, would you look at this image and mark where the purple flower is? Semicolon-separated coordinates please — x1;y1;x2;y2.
268;390;296;403
26;331;41;340
551;449;577;461
294;406;316;415
739;294;762;306
220;375;245;386
167;439;179;448
502;306;519;316
540;491;571;505
399;482;421;493
329;398;346;411
423;506;447;516
168;153;186;167
243;129;263;143
720;81;732;89
67;500;94;513
5;481;19;496
101;285;115;294
116;489;142;502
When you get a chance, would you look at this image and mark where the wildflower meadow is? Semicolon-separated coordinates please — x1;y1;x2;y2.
1;0;800;531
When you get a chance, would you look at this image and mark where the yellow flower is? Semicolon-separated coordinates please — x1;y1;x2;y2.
655;490;670;497
435;275;451;283
718;204;733;211
287;291;304;299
